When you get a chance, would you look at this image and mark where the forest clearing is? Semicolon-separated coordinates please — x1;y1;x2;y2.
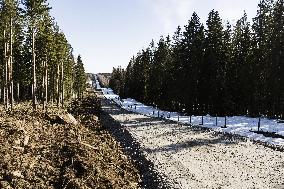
2;0;284;188
0;92;140;188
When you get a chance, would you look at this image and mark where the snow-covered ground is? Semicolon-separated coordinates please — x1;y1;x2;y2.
101;93;284;189
97;81;284;146
94;75;101;90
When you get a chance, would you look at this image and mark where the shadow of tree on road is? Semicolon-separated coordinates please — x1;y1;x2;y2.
99;111;171;189
144;137;237;154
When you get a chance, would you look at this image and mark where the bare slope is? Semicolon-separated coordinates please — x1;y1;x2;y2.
0;97;140;189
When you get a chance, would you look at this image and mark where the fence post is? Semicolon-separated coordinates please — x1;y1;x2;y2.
225;116;227;127
215;116;218;126
258;117;261;131
158;111;159;117
201;116;204;125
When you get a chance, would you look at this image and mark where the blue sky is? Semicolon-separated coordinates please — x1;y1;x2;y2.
48;0;260;73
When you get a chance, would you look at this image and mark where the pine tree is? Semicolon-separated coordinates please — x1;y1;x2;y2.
124;57;134;98
251;0;273;116
0;0;19;110
140;48;151;103
120;1;284;119
221;22;234;115
35;13;53;110
23;0;50;111
203;10;226;115
183;12;205;115
268;0;284;117
0;0;78;111
171;26;184;111
230;13;253;115
130;52;144;101
109;66;125;96
74;55;86;99
148;36;171;109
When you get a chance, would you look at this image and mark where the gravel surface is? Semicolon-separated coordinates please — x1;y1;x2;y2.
101;97;284;189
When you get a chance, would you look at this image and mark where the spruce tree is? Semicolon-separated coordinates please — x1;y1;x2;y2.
183;12;205;115
74;55;86;99
251;0;273;116
171;26;184;111
231;13;253;115
203;10;226;115
148;36;171;109
269;0;284;117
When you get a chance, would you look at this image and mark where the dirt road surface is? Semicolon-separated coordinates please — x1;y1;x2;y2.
100;95;284;189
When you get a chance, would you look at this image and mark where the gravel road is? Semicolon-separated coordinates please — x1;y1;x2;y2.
100;96;284;189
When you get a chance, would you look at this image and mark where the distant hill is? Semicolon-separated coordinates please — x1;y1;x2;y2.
96;73;111;87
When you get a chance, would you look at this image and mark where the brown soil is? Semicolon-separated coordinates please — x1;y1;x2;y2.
0;96;140;189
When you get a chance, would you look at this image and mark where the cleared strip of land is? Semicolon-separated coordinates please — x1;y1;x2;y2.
101;95;284;189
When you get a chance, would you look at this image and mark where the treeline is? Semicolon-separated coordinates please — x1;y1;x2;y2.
0;0;86;111
110;0;284;118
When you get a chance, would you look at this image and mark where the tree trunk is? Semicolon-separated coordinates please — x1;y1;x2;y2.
41;62;44;102
61;61;64;107
1;61;4;104
43;60;48;111
17;82;19;101
51;72;54;106
10;17;13;110
42;61;45;110
56;64;59;107
3;30;5;106
4;29;8;110
32;28;37;111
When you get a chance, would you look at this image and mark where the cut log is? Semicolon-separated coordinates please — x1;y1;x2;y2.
45;113;78;125
80;142;99;150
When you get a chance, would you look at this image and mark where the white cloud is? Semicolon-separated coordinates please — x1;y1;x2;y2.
148;0;259;34
150;0;194;34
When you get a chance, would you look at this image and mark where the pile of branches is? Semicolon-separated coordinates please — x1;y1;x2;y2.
0;99;140;188
69;95;101;117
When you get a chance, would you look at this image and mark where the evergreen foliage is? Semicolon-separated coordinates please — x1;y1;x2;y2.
0;0;86;110
111;0;284;118
74;55;86;99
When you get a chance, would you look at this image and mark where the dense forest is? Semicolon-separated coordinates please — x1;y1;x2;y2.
0;0;86;111
109;0;284;119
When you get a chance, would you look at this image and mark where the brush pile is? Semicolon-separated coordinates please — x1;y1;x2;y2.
0;97;140;189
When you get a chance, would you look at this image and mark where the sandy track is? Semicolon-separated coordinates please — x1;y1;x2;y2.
101;98;284;189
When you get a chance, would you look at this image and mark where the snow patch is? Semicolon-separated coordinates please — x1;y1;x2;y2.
97;84;284;146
